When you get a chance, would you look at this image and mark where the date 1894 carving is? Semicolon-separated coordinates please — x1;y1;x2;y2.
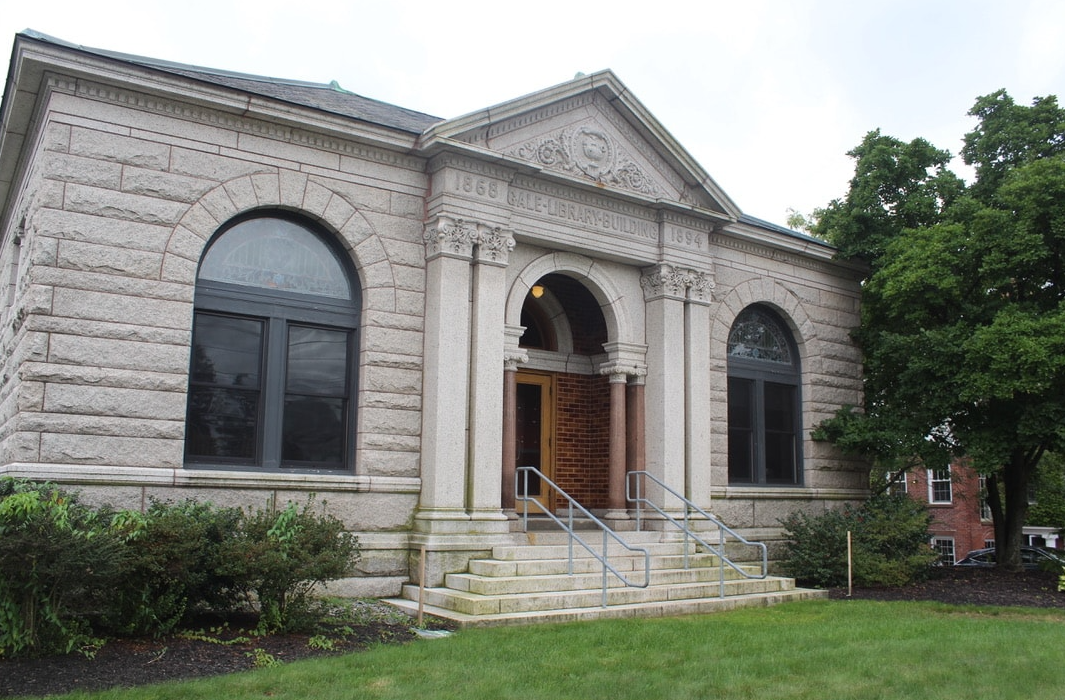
668;226;705;249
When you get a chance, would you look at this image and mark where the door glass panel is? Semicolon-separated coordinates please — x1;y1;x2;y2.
516;382;543;497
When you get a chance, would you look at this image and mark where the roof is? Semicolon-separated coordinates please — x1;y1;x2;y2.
18;30;443;134
3;30;839;257
737;213;831;249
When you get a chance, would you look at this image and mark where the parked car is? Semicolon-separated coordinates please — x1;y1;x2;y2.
955;546;1065;570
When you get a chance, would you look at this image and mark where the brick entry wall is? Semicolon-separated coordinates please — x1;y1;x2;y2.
554;372;610;509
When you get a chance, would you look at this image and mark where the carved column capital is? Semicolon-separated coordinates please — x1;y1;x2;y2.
598;362;647;382
425;216;516;265
424;216;478;260
640;262;715;303
504;350;529;371
475;225;516;266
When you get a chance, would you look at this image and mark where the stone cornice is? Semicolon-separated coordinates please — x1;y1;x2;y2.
714;227;865;280
466;91;596;146
56;74;427;173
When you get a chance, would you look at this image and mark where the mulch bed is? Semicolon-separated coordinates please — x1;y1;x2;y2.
828;566;1065;608
3;568;1063;698
0;604;450;699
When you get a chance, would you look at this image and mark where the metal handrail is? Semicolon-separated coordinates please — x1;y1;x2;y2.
516;466;650;607
626;470;768;598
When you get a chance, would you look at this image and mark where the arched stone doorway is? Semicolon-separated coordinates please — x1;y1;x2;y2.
503;265;646;519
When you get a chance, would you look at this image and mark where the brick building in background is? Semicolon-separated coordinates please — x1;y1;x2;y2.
902;463;1061;565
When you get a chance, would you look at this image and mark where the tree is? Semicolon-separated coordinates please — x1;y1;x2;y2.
1028;453;1065;537
812;92;1065;571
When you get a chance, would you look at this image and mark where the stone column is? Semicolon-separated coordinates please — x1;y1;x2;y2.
626;374;646;479
501;341;527;511
640;265;689;506
684;272;714;509
467;226;514;520
418;217;476;524
604;368;629;515
600;343;647;519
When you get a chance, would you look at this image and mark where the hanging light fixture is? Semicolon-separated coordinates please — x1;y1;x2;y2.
531;284;545;299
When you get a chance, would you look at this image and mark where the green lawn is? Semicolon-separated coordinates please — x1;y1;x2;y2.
45;600;1065;700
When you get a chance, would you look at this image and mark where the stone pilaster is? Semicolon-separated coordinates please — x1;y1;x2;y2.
640;262;714;509
467;225;515;520
418;216;476;523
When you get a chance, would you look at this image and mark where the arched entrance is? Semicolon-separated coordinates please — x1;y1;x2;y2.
504;269;643;517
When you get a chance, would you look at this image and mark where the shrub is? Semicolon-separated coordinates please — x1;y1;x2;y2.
780;492;938;588
0;478;126;657
102;500;245;635
778;507;852;588
219;499;360;632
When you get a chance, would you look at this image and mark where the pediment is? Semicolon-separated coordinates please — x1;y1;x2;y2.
421;71;739;219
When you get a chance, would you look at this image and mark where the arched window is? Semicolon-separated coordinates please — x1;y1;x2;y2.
184;213;360;472
727;305;801;485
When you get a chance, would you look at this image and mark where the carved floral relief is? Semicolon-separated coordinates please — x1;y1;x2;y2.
509;125;664;198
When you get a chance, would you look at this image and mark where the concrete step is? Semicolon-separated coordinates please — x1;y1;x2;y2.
467;551;724;577
400;575;795;616
489;540;693;561
445;563;762;596
384;586;828;628
382;532;803;627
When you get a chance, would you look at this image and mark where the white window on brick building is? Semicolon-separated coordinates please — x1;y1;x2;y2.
928;466;952;504
979;474;992;521
931;537;955;565
885;471;908;495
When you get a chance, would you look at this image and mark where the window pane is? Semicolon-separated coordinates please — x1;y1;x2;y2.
282;396;345;464
199;217;351;299
764;383;798;484
185;387;259;459
286;326;349;395
764;382;795;432
727;308;792;364
764;433;797;483
191;314;262;387
728;377;754;482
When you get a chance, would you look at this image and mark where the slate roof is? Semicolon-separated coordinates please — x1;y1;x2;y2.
13;30;833;249
20;30;443;134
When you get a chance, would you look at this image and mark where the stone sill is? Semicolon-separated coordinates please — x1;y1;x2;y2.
0;463;421;493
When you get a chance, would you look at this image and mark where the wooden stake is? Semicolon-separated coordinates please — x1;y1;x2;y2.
417;545;426;626
847;530;853;597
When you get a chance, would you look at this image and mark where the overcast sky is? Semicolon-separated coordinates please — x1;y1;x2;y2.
3;0;1064;227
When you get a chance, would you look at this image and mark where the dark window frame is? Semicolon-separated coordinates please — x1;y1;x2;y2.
185;212;360;474
727;306;803;486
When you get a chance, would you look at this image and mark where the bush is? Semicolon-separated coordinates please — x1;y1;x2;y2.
102;500;245;635
0;478;126;657
780;492;938;588
1;480;362;655
218;500;360;632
